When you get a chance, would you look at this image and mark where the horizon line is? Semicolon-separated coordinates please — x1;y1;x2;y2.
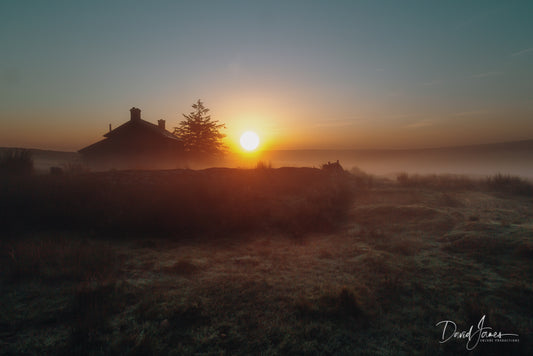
2;138;533;154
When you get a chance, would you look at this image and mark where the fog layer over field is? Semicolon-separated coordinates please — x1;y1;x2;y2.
254;140;533;178
4;139;533;178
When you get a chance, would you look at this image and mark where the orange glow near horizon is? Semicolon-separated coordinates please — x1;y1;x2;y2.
3;97;533;153
1;2;532;153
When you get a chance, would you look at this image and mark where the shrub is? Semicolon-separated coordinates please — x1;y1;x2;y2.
0;149;33;176
0;167;355;236
486;173;533;196
321;160;345;175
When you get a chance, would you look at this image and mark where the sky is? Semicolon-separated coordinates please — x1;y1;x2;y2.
1;0;532;151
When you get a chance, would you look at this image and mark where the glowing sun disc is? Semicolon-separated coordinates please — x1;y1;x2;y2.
240;131;260;151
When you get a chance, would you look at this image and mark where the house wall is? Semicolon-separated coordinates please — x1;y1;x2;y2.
82;130;184;170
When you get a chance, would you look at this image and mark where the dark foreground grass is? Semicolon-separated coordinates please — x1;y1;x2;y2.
1;169;532;355
0;167;355;236
3;225;531;354
1;236;117;284
0;234;127;355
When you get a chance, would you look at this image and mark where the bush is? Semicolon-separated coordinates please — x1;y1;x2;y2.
0;167;355;236
0;149;33;176
486;173;533;196
321;160;345;175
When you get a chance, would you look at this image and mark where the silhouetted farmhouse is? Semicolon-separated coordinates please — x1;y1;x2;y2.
79;107;184;169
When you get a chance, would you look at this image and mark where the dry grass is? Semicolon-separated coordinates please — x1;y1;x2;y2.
0;167;355;236
295;287;365;321
1;169;532;354
0;235;118;284
486;173;533;196
397;172;533;197
396;172;477;190
163;260;201;276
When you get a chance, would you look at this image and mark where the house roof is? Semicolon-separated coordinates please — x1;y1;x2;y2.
79;108;181;155
78;137;122;155
104;117;180;141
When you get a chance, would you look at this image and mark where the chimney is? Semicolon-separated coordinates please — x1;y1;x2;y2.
158;119;166;130
130;107;141;121
109;123;112;132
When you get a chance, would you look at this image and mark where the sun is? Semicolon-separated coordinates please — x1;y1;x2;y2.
240;131;260;151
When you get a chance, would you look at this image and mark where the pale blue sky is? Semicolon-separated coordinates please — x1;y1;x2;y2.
1;0;532;150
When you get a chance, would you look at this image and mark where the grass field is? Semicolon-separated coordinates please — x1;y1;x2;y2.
1;168;532;355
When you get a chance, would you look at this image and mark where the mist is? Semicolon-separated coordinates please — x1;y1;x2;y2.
243;140;533;179
10;139;533;179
